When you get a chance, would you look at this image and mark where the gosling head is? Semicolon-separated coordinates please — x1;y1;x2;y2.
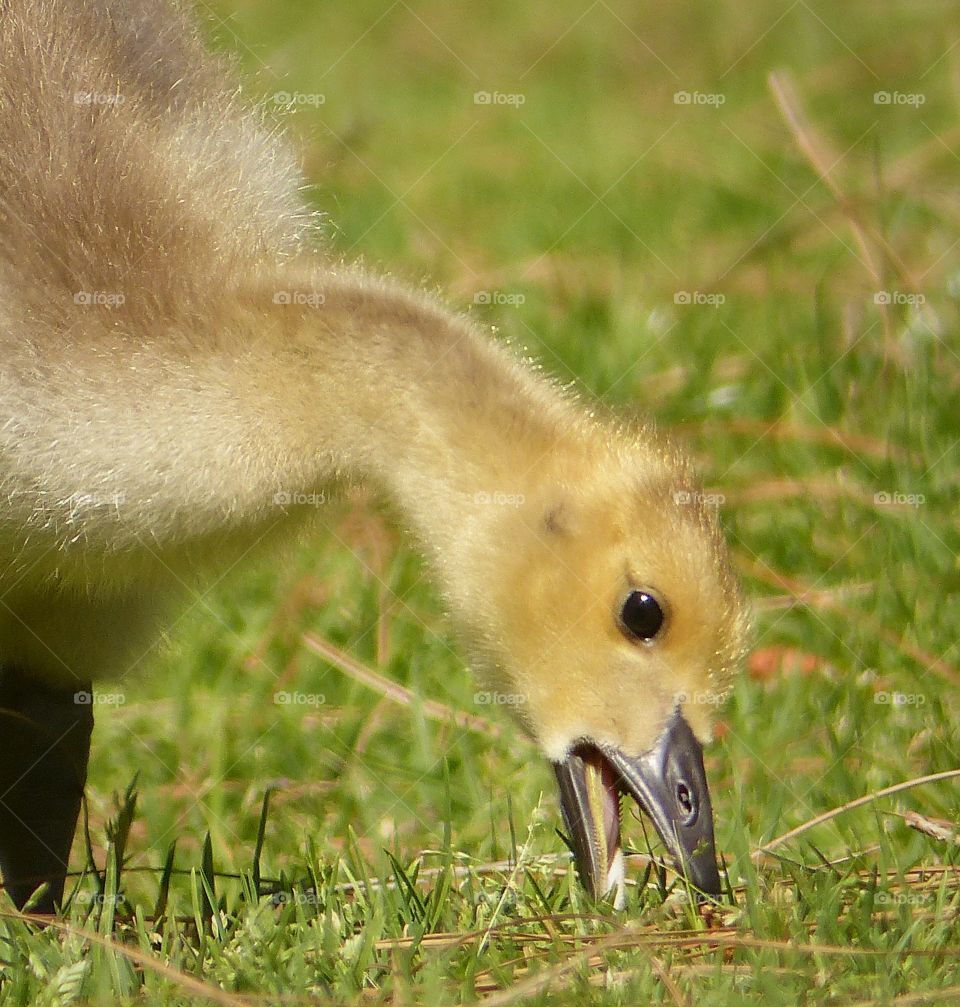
460;431;749;905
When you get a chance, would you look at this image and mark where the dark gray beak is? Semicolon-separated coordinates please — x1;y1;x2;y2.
553;709;721;904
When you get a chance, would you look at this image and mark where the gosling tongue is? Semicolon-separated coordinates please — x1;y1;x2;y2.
553;710;722;905
554;744;625;906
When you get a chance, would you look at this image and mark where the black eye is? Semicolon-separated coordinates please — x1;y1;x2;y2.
618;590;665;642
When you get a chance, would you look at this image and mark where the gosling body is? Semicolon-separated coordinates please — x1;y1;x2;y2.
0;0;748;911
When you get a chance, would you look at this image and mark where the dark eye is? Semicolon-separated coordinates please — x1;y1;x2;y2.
618;590;665;642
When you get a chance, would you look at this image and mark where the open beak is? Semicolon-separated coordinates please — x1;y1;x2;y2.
553;709;721;907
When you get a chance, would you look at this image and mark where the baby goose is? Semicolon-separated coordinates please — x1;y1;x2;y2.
0;0;749;912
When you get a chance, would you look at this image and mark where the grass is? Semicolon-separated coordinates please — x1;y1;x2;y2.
3;0;960;1003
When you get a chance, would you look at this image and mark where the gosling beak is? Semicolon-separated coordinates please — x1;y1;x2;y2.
553;709;721;906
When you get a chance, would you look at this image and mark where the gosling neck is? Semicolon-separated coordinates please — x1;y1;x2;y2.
249;265;586;567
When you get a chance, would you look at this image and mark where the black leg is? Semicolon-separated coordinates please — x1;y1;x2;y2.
0;667;93;912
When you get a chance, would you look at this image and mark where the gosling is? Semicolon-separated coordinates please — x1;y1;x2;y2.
0;0;749;912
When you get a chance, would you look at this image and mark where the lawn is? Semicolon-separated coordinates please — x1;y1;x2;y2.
3;0;960;1003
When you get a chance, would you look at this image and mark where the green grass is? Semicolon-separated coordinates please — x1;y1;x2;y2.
4;0;960;1003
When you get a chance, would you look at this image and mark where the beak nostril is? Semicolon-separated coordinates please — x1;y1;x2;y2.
676;781;696;823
